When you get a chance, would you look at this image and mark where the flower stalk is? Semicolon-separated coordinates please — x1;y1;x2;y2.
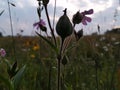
44;5;57;46
57;38;64;90
7;0;16;60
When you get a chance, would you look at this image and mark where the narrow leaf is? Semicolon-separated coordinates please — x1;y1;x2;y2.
36;32;58;54
13;65;26;90
0;10;5;16
11;61;17;73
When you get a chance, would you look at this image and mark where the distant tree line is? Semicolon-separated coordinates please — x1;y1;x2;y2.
0;32;3;37
105;27;120;34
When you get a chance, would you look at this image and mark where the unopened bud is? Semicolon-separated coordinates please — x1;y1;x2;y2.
56;8;73;40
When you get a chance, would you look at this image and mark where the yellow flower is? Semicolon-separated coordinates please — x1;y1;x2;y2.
26;41;30;46
30;54;35;58
33;44;40;51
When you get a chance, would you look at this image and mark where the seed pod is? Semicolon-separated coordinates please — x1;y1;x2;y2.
56;8;73;40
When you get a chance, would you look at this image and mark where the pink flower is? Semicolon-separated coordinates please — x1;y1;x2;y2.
72;9;94;25
81;9;94;25
0;48;6;57
33;19;46;30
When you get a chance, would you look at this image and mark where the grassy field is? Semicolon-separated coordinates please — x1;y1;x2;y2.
0;34;120;90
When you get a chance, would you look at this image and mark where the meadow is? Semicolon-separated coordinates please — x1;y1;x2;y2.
0;33;120;90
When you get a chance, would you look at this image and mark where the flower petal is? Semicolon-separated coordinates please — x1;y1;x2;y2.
84;9;94;15
84;16;92;22
33;22;39;27
40;19;46;26
36;25;40;30
81;9;94;16
0;48;6;57
81;18;87;25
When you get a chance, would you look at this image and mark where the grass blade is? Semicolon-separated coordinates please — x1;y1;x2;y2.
12;65;26;90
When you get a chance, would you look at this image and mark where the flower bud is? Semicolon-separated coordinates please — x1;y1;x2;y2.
42;0;49;6
74;29;83;41
56;8;73;40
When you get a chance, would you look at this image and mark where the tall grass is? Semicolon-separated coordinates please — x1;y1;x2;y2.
0;34;119;89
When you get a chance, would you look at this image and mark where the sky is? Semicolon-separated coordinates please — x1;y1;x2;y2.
0;0;120;36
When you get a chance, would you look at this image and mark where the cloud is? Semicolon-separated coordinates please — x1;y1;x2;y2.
0;0;39;36
15;0;37;8
0;0;120;36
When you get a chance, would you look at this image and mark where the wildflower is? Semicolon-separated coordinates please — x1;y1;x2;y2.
81;9;94;25
33;19;47;32
0;48;6;57
72;9;94;25
114;42;120;45
25;41;30;47
100;36;106;41
103;46;108;52
30;54;35;59
33;44;39;51
111;37;116;41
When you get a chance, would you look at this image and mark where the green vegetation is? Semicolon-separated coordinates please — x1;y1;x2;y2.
0;34;120;90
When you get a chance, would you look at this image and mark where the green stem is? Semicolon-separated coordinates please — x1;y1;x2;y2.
48;64;51;90
110;59;117;90
57;38;64;90
7;0;16;60
44;5;57;46
95;59;99;90
58;57;60;90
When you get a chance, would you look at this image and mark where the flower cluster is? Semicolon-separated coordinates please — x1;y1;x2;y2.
0;48;6;57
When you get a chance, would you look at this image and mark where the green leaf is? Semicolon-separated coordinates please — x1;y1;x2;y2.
0;10;5;16
9;61;18;79
12;65;26;90
36;32;58;54
0;75;14;90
